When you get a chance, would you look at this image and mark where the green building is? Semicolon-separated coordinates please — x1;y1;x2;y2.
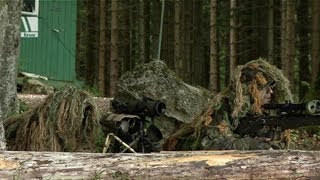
20;0;77;82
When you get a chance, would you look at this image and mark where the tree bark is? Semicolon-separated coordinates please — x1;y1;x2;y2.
86;0;99;86
110;0;119;97
281;0;287;74
174;0;181;76
0;0;21;150
0;150;319;179
209;0;219;92
183;0;192;84
150;0;161;60
285;0;295;90
229;0;237;79
98;0;107;96
297;0;310;100
121;0;131;73
75;0;87;82
311;0;320;88
267;0;274;63
138;0;146;64
144;0;150;63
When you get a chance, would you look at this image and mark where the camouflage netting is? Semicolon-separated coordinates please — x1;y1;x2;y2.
164;58;294;150
4;86;102;152
229;58;293;119
20;78;54;95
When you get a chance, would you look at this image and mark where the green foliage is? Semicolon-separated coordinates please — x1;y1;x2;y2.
82;85;102;97
17;100;29;114
17;58;28;73
290;128;320;150
93;170;105;180
6;99;28;118
95;129;106;153
112;171;130;180
305;77;320;100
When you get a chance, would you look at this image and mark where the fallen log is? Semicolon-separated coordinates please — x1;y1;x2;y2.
0;150;319;179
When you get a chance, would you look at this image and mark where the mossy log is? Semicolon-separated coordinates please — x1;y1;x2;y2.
0;150;319;179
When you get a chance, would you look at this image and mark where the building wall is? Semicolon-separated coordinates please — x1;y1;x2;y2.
20;0;77;82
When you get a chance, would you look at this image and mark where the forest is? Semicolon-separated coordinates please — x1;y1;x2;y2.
0;0;320;178
76;0;320;102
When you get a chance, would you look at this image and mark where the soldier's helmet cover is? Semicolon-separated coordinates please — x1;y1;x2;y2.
228;58;293;119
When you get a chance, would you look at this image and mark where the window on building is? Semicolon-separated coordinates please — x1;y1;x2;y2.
22;0;39;16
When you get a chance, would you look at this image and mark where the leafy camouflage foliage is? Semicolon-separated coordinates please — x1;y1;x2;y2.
164;58;294;151
4;87;103;152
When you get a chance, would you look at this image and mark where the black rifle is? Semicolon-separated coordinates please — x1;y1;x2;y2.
235;100;320;137
111;96;166;153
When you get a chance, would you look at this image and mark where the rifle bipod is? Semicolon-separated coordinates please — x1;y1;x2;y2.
103;121;161;153
120;120;161;153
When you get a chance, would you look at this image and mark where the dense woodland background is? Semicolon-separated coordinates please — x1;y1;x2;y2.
75;0;320;101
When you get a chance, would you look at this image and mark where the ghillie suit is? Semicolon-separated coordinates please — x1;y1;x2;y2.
164;58;293;150
4;87;103;152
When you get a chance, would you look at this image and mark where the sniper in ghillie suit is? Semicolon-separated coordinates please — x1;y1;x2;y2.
5;59;320;153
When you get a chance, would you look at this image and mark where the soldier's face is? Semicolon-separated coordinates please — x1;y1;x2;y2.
258;86;274;105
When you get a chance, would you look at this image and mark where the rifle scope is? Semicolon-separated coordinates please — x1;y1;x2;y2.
111;97;166;117
263;100;320;115
306;100;320;114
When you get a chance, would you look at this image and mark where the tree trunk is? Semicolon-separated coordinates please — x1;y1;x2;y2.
191;0;196;85
267;0;274;63
98;0;107;96
311;0;320;88
130;0;139;67
0;0;21;150
237;0;249;65
138;0;146;64
297;0;310;100
273;0;282;68
110;0;119;97
162;0;174;69
144;1;151;63
86;0;99;86
0;150;319;179
150;0;161;60
281;0;287;74
75;0;87;82
229;0;236;79
174;0;181;76
257;1;269;59
121;0;131;73
184;0;192;84
209;0;219;92
285;0;295;90
193;0;205;87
